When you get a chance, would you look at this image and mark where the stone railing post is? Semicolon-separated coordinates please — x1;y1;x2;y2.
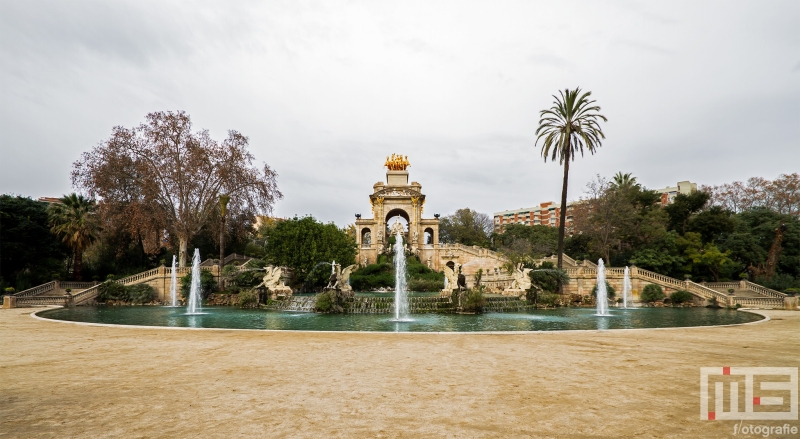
630;266;638;277
3;295;16;309
739;279;747;290
785;295;798;310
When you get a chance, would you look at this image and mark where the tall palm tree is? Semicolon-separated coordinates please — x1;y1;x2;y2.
218;193;230;267
536;88;607;269
48;193;100;281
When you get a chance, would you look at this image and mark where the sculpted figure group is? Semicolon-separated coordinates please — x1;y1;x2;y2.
510;263;533;291
384;153;410;171
326;262;358;293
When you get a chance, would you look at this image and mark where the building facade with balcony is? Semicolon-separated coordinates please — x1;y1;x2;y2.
493;201;579;233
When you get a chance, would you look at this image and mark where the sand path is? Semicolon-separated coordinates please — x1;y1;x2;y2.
0;307;797;438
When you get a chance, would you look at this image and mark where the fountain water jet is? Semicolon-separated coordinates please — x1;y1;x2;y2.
169;255;178;306
622;266;633;308
186;249;204;315
595;258;611;316
392;230;411;322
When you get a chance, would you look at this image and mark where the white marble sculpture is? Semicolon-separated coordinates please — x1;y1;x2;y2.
441;263;461;296
389;221;405;236
255;265;292;298
511;263;533;291
503;263;531;298
326;263;358;291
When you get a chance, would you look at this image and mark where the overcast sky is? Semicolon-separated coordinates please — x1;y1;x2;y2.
1;0;798;226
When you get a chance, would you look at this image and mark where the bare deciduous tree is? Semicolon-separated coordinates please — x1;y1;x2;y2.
702;173;800;217
571;176;634;263
73;111;282;266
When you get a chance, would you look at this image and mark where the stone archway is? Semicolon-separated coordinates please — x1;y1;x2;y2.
384;208;410;229
360;227;372;246
424;227;435;245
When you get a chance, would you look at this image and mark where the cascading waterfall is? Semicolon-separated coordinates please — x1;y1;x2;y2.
169;255;178;306
622;266;632;308
186;249;203;315
595;258;611;316
392;231;411;321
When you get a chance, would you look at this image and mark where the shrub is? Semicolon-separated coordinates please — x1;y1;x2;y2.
537;292;560;307
349;263;394;291
315;291;334;312
180;270;217;301
670;290;694;304
461;289;486;313
96;281;127;302
529;265;569;294
126;284;155;304
4;287;16;294
408;278;443;292
783;288;800;296
591;281;616;300
641;284;665;303
238;289;259;308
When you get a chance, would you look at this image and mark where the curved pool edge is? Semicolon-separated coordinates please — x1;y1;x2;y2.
30;306;771;335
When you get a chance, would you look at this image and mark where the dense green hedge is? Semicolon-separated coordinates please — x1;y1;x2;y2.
591;281;616;300
96;282;155;304
348;256;444;292
180;270;217;300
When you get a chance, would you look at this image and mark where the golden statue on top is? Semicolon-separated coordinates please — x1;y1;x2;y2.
384;153;410;171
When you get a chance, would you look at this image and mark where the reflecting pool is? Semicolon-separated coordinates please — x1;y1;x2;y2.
38;306;763;332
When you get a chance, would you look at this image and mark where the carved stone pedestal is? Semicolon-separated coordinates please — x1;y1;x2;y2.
268;286;293;300
502;288;526;300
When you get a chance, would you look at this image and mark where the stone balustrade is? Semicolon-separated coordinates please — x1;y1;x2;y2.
60;282;96;290
732;297;785;308
743;281;786;299
15;296;69;307
13;281;57;297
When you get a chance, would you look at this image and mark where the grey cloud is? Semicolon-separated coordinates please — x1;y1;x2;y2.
612;39;673;56
1;0;797;228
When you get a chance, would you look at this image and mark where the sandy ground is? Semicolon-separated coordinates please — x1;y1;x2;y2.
0;307;798;439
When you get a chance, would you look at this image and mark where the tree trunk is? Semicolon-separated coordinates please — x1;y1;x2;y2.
219;216;226;269
179;237;188;268
73;250;83;281
556;148;570;270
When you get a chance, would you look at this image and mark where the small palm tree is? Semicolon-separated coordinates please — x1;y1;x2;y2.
536;88;607;269
611;172;638;190
49;193;100;281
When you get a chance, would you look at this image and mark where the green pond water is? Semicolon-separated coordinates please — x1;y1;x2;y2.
38;306;763;332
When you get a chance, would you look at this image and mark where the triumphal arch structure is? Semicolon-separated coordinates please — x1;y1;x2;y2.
354;155;509;280
355;154;443;269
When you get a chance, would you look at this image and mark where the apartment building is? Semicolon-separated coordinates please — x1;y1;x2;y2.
493;180;697;232
493;201;579;232
653;181;697;206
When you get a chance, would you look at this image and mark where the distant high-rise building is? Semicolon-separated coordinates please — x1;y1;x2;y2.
493;180;697;232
